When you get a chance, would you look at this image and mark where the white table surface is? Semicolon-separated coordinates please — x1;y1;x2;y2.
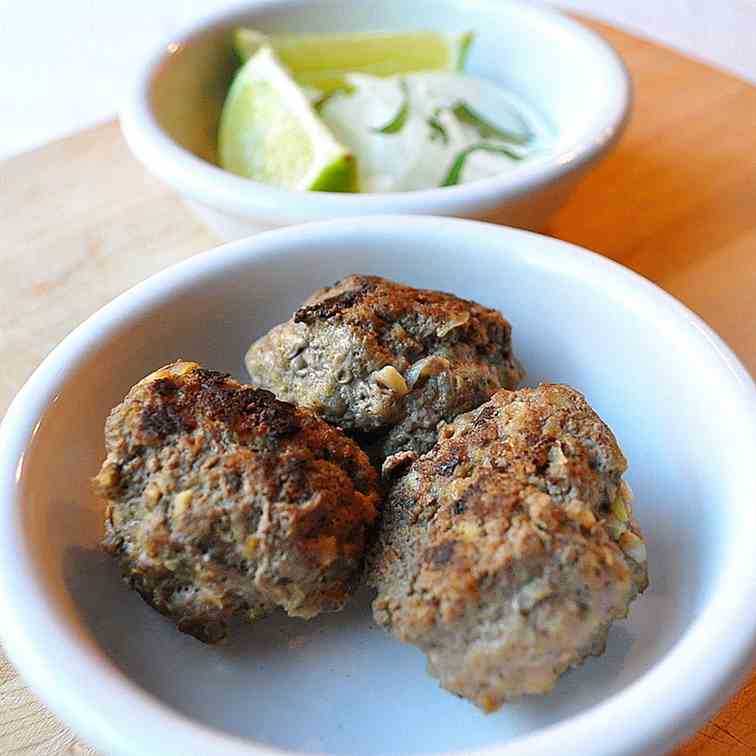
1;0;755;161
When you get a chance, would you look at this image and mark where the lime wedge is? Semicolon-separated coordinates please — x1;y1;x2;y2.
234;29;474;92
218;46;356;191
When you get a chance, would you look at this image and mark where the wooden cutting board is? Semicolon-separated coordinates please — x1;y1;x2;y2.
2;18;756;756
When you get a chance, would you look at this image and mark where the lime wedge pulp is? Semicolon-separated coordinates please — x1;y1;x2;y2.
218;46;356;191
234;29;474;93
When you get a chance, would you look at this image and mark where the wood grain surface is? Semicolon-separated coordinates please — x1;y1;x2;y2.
2;18;756;756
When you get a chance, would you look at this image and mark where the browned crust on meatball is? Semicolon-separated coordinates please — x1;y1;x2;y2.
245;275;523;462
93;361;380;643
368;385;648;711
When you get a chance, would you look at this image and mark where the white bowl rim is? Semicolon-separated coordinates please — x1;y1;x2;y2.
2;216;756;756
119;0;631;223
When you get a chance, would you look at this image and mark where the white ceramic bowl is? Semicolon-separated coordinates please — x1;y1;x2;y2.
2;217;756;756
120;0;630;240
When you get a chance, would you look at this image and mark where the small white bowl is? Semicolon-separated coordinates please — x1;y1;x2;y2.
2;216;756;756
120;0;630;240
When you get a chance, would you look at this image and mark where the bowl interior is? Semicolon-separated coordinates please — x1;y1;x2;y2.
152;0;622;168
12;220;754;755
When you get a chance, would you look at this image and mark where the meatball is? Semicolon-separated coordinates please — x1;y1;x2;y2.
93;361;380;643
367;385;648;711
245;275;523;464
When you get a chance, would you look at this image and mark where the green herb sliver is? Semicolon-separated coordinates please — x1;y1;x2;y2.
457;31;475;71
427;109;449;144
372;79;410;134
441;143;523;187
451;101;531;145
313;84;354;113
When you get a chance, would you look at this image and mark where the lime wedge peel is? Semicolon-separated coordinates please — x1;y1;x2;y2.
218;46;356;192
234;29;475;92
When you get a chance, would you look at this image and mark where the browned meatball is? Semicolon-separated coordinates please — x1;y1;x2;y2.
368;385;648;711
245;275;523;464
93;361;380;643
